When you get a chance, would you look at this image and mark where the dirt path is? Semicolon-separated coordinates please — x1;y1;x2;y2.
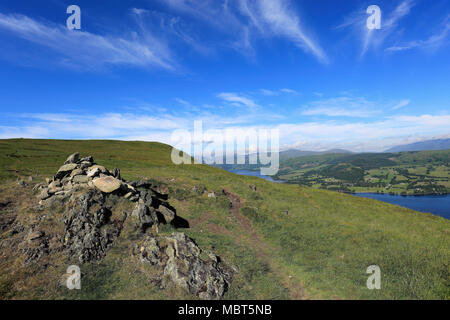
223;190;306;299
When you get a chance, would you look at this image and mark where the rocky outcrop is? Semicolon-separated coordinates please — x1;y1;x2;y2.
134;232;232;300
31;152;232;299
63;189;124;263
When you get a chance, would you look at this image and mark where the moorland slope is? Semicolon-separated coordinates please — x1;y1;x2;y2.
0;139;448;299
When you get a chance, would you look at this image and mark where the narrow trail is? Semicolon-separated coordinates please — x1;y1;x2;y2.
223;190;306;299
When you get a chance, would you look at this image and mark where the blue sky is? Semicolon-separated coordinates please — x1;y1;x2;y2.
0;0;449;152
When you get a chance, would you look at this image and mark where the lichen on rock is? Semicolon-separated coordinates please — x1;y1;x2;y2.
135;232;232;300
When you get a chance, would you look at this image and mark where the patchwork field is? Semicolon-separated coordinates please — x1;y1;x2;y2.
275;150;450;195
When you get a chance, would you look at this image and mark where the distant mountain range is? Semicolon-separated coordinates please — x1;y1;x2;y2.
385;138;450;152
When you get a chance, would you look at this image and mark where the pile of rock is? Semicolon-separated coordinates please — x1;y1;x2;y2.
37;152;178;231
32;152;232;299
38;152;137;203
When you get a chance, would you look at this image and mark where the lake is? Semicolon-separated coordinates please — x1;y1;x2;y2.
353;193;450;219
227;169;449;219
227;169;285;183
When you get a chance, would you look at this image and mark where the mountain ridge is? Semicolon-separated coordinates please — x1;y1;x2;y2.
385;138;450;152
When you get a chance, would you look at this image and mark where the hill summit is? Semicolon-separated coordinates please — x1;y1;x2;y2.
9;152;233;300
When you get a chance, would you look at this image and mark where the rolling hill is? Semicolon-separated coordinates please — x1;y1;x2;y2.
0;139;449;300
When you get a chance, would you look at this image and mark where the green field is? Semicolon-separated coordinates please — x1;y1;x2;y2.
0;139;449;300
275;150;450;195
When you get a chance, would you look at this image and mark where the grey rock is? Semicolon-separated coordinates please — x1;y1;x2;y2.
157;204;176;224
27;230;44;241
136;232;232;300
72;175;90;184
88;165;108;174
55;163;78;179
32;183;45;192
63;189;123;263
70;168;84;177
129;195;140;202
64;152;80;165
80;161;93;170
80;156;94;163
48;180;62;194
39;189;51;200
87;167;100;178
132;202;157;232
93;176;122;193
112;168;121;179
124;192;133;199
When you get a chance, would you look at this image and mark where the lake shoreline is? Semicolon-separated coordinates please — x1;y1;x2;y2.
352;192;449;219
228;169;450;219
350;191;449;196
227;169;449;195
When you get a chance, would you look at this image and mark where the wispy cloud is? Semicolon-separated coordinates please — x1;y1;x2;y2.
392;99;411;110
300;96;381;118
280;88;299;94
386;15;450;52
239;0;328;63
131;8;149;15
337;0;415;58
259;88;299;96
217;92;259;109
259;89;278;96
159;0;328;63
174;98;191;106
0;11;175;71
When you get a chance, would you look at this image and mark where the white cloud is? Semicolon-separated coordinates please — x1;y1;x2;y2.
259;88;299;96
275;114;450;151
280;88;299;94
337;0;415;58
131;8;149;15
174;98;191;106
0;12;175;71
392;99;411;110
386;16;450;52
300;96;381;118
239;0;328;63
260;89;278;96
160;0;328;62
1;111;449;152
217;92;259;109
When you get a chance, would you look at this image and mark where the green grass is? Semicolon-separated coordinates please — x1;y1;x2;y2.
0;139;449;300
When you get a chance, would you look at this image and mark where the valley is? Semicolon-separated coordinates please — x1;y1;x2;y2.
274;150;450;195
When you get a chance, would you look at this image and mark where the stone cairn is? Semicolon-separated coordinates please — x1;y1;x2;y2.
38;152;177;228
34;152;232;300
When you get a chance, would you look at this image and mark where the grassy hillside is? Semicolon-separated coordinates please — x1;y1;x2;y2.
276;150;450;195
0;139;449;300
